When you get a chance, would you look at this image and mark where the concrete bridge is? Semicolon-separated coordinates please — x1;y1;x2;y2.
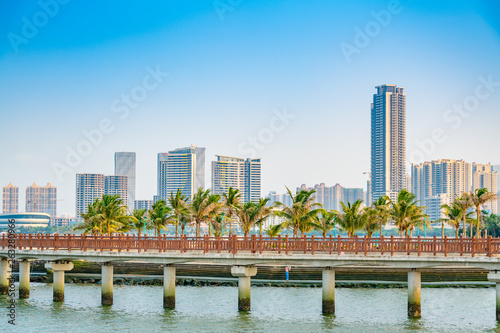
2;234;500;319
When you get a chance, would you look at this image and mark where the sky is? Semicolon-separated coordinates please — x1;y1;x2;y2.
1;0;500;216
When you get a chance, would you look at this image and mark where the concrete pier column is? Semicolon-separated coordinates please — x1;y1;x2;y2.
231;266;257;311
45;261;74;302
101;263;113;305
0;259;11;295
19;260;30;299
163;265;176;309
487;272;500;320
408;270;421;318
322;268;335;314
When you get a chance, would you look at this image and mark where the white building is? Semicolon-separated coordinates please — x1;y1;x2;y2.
104;176;128;206
473;163;498;214
75;174;105;218
212;155;261;203
134;200;153;211
115;152;136;209
158;145;205;201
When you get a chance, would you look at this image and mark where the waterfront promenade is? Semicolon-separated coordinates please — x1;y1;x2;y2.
2;234;500;319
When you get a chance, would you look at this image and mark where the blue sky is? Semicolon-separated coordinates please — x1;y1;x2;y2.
1;0;499;215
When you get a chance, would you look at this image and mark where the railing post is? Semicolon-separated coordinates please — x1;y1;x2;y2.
41;233;44;251
354;235;358;255
278;235;282;254
460;235;464;257
329;235;333;255
381;235;385;255
285;235;289;255
204;234;208;254
390;235;394;256
417;236;421;257
233;234;238;254
83;234;87;252
472;236;476;258
311;235;315;255
54;234;59;251
100;234;104;252
303;234;307;254
444;236;448;257
337;235;342;255
118;233;122;253
29;234;32;251
363;235;367;256
67;234;71;252
488;235;492;257
217;236;221;254
433;236;437;256
259;235;263;254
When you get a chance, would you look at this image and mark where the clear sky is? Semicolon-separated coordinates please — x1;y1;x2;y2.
1;0;500;216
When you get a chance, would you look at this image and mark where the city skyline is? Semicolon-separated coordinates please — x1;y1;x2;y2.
2;1;500;216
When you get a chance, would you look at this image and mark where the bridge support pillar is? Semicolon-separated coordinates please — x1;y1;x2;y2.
19;260;30;299
101;263;113;306
45;261;74;302
408;269;421;318
163;265;175;309
0;258;12;295
487;272;500;320
322;268;335;314
231;266;257;311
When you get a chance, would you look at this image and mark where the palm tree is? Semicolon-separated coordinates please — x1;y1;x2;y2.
454;193;473;238
255;198;274;236
370;196;390;236
74;198;101;235
236;198;273;237
222;187;241;236
189;188;221;236
264;223;283;237
310;210;338;238
130;208;147;237
275;187;323;237
469;188;498;238
148;200;172;236
388;190;428;237
95;194;130;235
438;203;473;238
336;199;366;237
168;189;189;237
362;208;380;237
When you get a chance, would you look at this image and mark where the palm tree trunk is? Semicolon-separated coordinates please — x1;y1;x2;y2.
441;222;444;238
456;227;459;238
175;214;179;237
462;212;466;238
476;207;481;239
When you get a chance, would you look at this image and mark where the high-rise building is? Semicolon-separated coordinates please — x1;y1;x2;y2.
412;159;472;221
424;194;449;222
134;200;153;211
114;152;136;209
2;183;19;214
371;84;406;202
212;155;262;203
157;145;205;201
104;176;128;205
25;183;57;217
473;163;498;214
75;173;105;218
297;183;365;212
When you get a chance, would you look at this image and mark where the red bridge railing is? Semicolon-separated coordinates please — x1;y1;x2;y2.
1;234;499;257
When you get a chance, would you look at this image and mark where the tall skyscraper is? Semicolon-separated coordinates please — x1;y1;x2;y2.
114;152;136;209
134;200;153;211
26;183;57;217
212;155;261;203
371;84;406;201
157;145;206;201
473;163;498;214
76;173;105;218
297;183;365;212
2;183;19;214
104;176;128;205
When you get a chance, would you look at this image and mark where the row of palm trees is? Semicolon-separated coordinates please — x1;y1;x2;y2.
74;186;497;239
